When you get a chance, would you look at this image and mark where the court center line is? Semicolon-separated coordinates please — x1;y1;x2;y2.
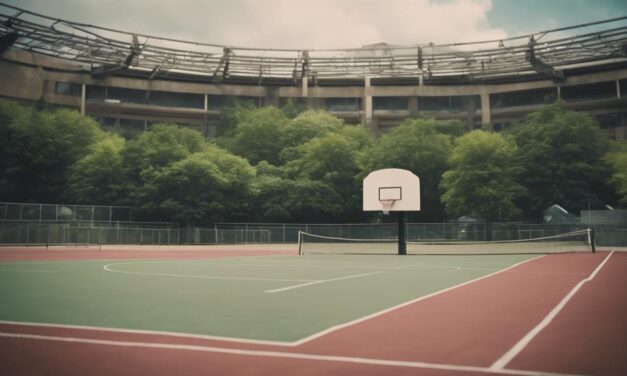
103;263;315;283
490;251;615;371
265;271;386;293
0;332;580;376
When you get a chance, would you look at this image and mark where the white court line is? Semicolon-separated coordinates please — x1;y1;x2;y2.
490;251;614;371
291;255;544;345
264;271;386;293
103;262;314;283
0;332;581;376
0;320;292;346
3;255;545;349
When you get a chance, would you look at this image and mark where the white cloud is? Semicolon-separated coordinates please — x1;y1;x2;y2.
6;0;509;49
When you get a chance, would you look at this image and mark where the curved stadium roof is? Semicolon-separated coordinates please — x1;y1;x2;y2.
1;2;626;85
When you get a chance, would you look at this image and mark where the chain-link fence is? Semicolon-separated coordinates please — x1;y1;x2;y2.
1;202;132;223
1;222;624;247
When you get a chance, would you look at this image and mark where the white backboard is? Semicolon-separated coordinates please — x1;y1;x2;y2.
363;168;421;212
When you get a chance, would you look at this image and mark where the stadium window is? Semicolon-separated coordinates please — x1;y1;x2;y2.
561;81;616;102
490;88;557;109
419;96;449;112
107;87;148;104
54;82;82;96
620;79;627;98
207;95;229;110
373;97;409;111
86;85;107;101
148;91;204;109
225;96;265;108
324;97;362;111
419;95;479;112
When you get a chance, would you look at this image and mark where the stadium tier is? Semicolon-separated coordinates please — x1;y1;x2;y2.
0;3;626;139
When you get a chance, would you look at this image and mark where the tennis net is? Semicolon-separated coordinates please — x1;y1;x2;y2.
298;229;594;255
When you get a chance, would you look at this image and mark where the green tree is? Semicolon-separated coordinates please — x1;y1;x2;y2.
0;102;105;202
120;124;208;213
67;135;126;205
285;128;373;219
141;146;256;224
0;99;28;200
253;175;344;222
217;99;256;137
361;118;458;221
278;110;346;163
606;145;627;205
222;106;290;166
507;101;615;218
280;98;306;119
441;130;525;222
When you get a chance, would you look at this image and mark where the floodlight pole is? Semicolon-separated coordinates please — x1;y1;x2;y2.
398;211;406;255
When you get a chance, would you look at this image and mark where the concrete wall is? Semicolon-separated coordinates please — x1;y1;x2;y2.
1;48;626;140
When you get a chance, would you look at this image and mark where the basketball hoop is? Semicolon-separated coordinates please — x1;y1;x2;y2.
381;199;395;215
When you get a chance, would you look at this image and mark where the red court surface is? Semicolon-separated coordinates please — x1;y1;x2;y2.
1;248;625;376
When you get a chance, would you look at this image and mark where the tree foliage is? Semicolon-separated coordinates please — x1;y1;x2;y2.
222;106;290;166
285;128;372;220
2;97;623;225
506;101;615;217
0;102;105;202
361;118;457;220
67;135;126;205
441;131;525;221
606;145;627;205
141;146;256;224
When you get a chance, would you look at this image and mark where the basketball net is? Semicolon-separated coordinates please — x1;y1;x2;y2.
381;199;395;215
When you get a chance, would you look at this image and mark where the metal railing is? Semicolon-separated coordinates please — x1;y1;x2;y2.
1;2;626;81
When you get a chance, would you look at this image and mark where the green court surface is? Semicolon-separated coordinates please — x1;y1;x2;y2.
0;254;536;342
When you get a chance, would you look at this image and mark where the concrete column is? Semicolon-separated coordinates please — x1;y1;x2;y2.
363;76;373;126
80;84;86;115
480;93;492;130
617;80;621;98
408;97;418;116
204;94;208;111
301;76;308;98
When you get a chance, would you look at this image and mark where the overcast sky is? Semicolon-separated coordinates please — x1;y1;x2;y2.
3;0;626;49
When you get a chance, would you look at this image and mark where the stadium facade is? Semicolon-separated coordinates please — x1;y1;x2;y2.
1;3;626;140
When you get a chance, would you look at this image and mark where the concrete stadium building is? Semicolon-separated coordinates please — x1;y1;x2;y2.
1;3;626;140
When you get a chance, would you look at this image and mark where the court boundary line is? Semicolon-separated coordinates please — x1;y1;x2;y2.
1;255;545;347
290;255;545;345
0;331;580;376
0;320;293;347
490;250;615;370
